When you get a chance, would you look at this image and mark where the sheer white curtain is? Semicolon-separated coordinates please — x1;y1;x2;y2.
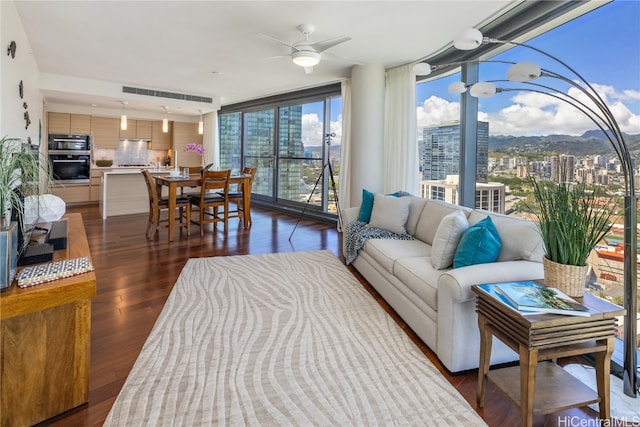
383;64;418;195
338;79;352;214
202;111;219;169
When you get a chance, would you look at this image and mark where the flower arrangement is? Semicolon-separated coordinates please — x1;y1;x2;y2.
184;143;205;156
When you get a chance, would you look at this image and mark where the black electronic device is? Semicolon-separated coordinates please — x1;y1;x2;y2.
18;243;54;266
48;220;68;250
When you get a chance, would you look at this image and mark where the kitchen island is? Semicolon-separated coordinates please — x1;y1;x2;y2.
100;168;169;219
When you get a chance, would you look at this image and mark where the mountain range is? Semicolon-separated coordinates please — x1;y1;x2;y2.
489;130;640;158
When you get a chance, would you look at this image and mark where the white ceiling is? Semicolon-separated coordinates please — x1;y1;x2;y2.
14;1;518;118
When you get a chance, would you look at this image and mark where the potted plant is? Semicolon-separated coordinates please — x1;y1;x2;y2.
525;171;615;297
0;136;46;227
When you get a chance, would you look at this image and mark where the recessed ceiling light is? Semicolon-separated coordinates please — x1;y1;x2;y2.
211;71;222;75
91;103;97;107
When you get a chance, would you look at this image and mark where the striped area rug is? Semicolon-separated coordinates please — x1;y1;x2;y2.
104;250;486;426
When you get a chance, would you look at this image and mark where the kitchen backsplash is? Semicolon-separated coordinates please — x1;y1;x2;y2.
94;141;168;166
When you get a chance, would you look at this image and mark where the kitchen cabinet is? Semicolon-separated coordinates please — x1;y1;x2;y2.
136;120;152;139
91;116;120;149
90;168;110;202
51;183;91;204
120;119;153;140
172;122;203;167
119;119;137;139
47;113;91;135
151;120;171;149
47;113;70;134
70;114;92;134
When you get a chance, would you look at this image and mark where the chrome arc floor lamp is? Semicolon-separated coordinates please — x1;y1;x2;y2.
422;28;638;398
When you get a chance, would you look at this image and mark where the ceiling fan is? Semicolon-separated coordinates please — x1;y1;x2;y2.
258;24;351;74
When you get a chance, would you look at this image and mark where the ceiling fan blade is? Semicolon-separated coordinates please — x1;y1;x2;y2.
311;35;351;53
322;51;363;66
257;33;297;50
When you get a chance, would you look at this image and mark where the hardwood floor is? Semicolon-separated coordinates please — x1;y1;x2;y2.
38;204;601;427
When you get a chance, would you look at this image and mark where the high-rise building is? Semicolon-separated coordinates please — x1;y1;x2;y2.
419;175;505;214
277;105;304;201
420;121;489;183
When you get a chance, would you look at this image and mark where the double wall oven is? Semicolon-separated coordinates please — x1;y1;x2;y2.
48;134;91;183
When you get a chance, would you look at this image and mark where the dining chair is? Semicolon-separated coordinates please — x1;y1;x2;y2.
225;166;256;226
186;169;231;237
179;166;203;196
141;169;190;239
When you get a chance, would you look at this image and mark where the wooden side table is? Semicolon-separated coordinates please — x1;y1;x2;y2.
0;213;96;427
472;284;625;427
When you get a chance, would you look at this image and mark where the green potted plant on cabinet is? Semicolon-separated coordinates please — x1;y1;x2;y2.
0;136;48;290
526;171;615;297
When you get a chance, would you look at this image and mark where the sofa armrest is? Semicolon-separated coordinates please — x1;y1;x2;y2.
438;260;544;304
436;260;543;372
341;206;360;227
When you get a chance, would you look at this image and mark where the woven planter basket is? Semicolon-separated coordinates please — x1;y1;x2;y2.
543;257;588;298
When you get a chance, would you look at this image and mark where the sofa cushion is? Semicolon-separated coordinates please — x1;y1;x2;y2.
363;238;431;274
405;197;428;236
453;216;502;268
357;189;375;223
394;256;443;311
431;210;469;270
468;211;544;262
414;200;472;245
367;193;411;234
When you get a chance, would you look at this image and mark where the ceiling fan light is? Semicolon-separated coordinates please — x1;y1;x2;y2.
292;51;320;67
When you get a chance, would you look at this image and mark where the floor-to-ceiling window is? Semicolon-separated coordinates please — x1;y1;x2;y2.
416;0;639;359
219;85;341;218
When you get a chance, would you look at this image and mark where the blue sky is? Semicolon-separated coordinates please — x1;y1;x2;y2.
416;0;640;136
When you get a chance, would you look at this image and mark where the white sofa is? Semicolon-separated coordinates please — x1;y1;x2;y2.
342;196;545;373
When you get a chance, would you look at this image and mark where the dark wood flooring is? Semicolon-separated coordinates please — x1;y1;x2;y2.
38;204;605;427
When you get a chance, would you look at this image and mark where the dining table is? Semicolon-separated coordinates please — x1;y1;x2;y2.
155;173;253;242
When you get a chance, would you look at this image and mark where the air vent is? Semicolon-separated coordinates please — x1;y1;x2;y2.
122;86;213;104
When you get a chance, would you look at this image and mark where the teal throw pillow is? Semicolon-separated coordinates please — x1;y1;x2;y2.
453;216;502;268
357;189;375;223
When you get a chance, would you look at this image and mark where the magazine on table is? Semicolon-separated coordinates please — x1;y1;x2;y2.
492;281;590;317
476;283;539;314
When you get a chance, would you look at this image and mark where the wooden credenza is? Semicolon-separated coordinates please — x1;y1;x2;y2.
0;213;96;426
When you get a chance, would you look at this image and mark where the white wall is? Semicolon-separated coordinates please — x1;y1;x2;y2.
1;1;43;145
349;64;385;207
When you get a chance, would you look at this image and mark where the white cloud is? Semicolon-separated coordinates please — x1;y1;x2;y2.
301;113;323;146
417;95;460;128
301;113;343;147
417;85;640;136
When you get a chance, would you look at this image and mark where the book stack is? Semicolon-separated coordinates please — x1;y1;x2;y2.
478;281;590;316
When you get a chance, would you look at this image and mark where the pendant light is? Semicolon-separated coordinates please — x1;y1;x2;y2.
198;110;204;135
162;106;169;133
120;101;128;130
